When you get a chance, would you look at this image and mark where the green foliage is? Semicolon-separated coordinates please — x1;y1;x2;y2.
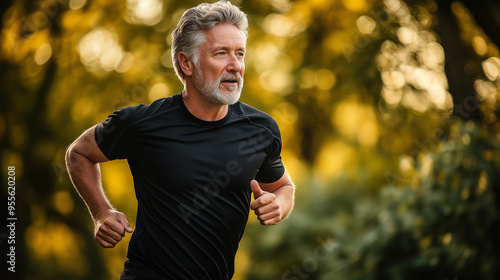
246;121;500;279
1;0;500;279
340;122;500;280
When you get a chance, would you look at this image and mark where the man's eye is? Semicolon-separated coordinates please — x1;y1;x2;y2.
216;51;226;56
237;52;245;57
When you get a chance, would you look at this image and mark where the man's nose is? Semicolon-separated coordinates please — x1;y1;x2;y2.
226;53;243;73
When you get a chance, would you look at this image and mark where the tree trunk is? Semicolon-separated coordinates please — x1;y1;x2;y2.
434;0;481;120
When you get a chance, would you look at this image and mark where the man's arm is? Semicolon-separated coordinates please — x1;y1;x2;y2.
250;171;295;225
65;125;133;248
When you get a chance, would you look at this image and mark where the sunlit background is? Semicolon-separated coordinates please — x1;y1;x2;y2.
1;0;500;279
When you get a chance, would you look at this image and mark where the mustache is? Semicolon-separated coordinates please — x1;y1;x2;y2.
219;73;243;84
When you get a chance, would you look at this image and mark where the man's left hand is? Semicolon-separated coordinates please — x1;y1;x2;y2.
250;180;282;225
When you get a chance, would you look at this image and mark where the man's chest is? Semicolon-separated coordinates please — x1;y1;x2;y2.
130;123;273;191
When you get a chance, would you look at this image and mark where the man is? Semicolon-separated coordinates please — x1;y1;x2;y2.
65;1;295;279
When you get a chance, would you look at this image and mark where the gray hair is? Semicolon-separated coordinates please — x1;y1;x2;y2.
171;0;249;83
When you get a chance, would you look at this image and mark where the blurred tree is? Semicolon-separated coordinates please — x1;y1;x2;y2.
432;0;500;121
1;0;66;279
245;124;500;280
1;0;500;279
245;0;500;279
325;121;500;280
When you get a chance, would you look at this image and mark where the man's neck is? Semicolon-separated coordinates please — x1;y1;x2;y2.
181;89;229;122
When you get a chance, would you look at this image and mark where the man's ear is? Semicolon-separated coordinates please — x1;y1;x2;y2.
178;52;194;77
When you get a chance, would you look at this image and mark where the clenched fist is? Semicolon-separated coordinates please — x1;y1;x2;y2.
94;209;133;248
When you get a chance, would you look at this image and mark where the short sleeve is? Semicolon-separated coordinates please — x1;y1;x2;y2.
94;106;137;160
254;120;285;183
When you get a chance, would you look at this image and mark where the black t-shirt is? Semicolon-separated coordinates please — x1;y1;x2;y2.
95;93;285;280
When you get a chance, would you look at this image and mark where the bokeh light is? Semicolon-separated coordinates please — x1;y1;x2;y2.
2;0;500;279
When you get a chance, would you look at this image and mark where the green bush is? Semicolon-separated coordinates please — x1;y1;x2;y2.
246;121;500;280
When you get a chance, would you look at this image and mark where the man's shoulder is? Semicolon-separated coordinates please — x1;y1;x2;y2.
232;101;273;119
231;101;279;132
112;94;180;124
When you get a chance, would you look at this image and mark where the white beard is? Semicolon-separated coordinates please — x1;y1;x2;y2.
193;68;244;106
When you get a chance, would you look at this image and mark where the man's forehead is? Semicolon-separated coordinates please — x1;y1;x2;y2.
202;24;247;48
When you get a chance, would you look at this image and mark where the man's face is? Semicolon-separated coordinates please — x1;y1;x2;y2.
193;23;246;105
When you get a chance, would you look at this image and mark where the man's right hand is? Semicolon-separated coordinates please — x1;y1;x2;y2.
66;127;133;248
94;209;133;248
